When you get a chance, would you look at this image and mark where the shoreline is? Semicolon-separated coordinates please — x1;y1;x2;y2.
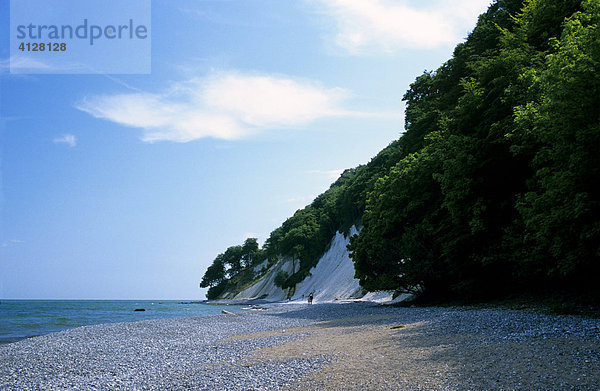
2;302;599;390
0;300;248;346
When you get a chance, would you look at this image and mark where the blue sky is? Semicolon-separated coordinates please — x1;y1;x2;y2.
1;0;492;299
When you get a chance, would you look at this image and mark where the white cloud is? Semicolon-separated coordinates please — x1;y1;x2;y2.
53;134;77;147
313;0;491;53
6;55;54;71
4;54;84;74
76;72;358;143
1;239;25;248
307;169;345;179
203;74;348;127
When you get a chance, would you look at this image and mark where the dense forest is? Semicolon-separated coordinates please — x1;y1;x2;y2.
201;0;600;302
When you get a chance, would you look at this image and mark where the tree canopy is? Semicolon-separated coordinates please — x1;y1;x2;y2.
350;0;599;300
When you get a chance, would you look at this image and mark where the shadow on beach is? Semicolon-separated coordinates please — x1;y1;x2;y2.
241;302;600;390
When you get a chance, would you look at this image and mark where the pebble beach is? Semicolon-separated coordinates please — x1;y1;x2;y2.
1;302;599;390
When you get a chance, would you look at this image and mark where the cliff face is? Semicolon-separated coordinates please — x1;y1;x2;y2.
230;227;364;302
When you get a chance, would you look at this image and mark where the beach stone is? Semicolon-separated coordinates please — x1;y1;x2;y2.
0;303;599;390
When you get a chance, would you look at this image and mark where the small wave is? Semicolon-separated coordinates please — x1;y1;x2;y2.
55;318;73;327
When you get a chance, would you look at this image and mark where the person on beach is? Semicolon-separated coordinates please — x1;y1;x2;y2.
308;292;313;304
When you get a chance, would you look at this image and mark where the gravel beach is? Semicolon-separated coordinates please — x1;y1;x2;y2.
1;302;599;390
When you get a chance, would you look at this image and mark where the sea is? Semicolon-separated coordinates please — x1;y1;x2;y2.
0;300;242;344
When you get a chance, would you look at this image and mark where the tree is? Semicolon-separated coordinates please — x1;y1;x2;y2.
349;146;445;295
200;254;226;288
515;0;600;291
222;245;243;278
274;271;289;289
241;238;259;267
350;0;599;300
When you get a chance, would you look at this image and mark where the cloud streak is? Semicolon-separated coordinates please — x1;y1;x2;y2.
76;72;361;143
313;0;491;53
5;55;54;71
1;239;25;248
53;134;77;147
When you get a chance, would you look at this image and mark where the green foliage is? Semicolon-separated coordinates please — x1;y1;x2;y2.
206;280;229;300
242;238;260;267
349;147;445;294
351;0;600;300
515;0;600;288
273;271;289;289
199;254;226;289
200;238;265;299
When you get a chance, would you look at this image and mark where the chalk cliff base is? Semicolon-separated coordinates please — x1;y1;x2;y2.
231;227;412;303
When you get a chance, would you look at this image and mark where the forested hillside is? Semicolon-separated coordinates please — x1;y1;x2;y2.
201;0;600;302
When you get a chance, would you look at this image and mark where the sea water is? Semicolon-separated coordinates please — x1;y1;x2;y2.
0;300;242;344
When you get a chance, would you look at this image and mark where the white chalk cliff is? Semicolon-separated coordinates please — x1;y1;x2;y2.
229;226;361;301
226;226;411;303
